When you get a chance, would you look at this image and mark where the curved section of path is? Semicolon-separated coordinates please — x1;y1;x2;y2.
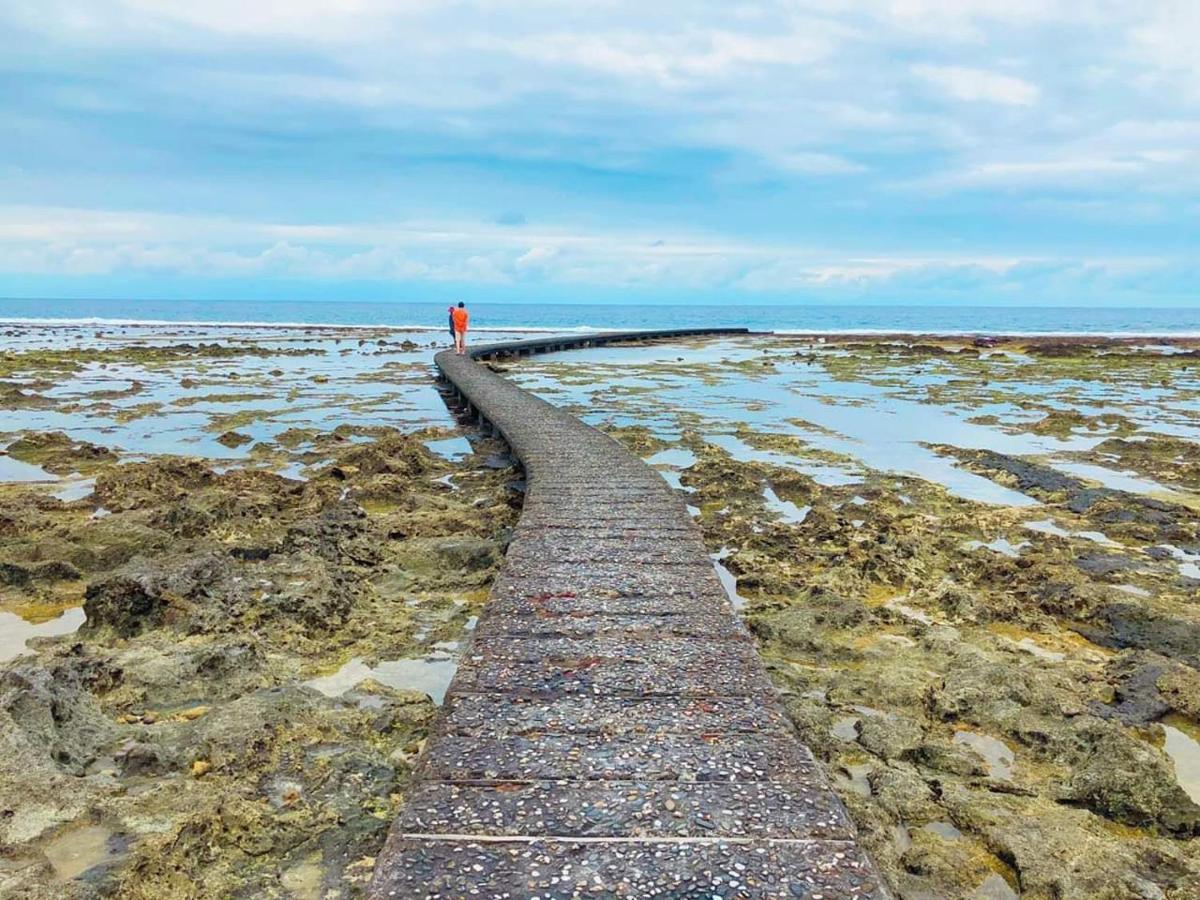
369;329;887;899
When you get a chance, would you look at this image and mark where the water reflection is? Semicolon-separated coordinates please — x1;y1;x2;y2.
303;653;458;705
0;608;87;662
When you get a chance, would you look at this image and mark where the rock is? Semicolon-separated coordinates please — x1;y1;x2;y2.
1089;651;1173;725
95;458;215;512
0;561;33;587
4;431;116;474
858;713;925;761
911;741;987;776
333;434;433;478
27;559;82;582
1156;664;1200;718
869;764;943;821
1084;603;1200;668
1;660;119;777
942;786;1200;898
215;430;252;448
1075;552;1137;578
84;574;170;637
1062;719;1200;834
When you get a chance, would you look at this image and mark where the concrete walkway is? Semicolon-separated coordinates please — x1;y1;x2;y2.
369;330;887;899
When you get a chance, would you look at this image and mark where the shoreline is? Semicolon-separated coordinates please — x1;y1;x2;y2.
3;317;1200;341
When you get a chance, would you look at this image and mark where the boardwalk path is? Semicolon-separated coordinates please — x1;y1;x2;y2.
369;330;887;899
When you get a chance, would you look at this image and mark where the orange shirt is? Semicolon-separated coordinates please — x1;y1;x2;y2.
452;308;469;332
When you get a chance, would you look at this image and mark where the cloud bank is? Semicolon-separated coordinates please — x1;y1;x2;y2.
1;1;1197;305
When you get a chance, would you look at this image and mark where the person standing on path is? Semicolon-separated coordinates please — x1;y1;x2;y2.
452;301;469;355
447;306;455;344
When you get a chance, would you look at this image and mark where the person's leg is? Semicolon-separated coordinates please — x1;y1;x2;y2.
455;330;464;354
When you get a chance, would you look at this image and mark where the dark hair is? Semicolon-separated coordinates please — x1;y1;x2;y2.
457;301;465;308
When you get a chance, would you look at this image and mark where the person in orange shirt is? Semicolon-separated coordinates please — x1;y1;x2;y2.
452;301;469;355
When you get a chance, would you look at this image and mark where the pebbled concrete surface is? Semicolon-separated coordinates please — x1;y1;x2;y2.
369;329;888;899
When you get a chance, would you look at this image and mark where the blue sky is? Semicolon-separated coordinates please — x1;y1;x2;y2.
1;1;1198;306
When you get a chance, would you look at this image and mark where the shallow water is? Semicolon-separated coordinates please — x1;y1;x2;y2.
0;324;528;473
507;338;1104;505
710;548;746;611
1157;545;1200;581
51;477;97;502
964;538;1029;558
40;824;120;882
645;447;697;468
0;455;57;483
424;436;473;461
506;335;1200;510
1052;460;1194;505
953;730;1015;780
303;653;458;705
0;608;87;663
1162;716;1200;805
762;485;810;524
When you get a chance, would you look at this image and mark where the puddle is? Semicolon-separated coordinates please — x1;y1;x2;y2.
275;461;309;481
970;874;1019;900
686;504;701;518
1051;460;1195;506
645;447;697;468
51;477;97;502
704;433;863;487
837;762;872;796
762;485;810;524
831;716;860;741
1024;519;1117;547
1012;638;1066;662
710;548;747;611
0;607;87;662
657;469;697;493
1161;715;1200;805
0;455;59;483
964;538;1028;558
953;730;1015;780
1156;545;1200;580
424;436;473;462
41;824;122;882
886;598;937;626
303;653;458;705
922;821;964;840
1024;519;1069;538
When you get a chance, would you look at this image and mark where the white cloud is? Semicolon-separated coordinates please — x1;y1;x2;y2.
0;204;1166;295
911;64;1040;106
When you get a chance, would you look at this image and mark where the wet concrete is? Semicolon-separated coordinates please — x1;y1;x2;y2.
369;330;888;898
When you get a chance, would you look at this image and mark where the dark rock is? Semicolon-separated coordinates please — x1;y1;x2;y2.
1074;552;1136;577
84;575;169;637
1088;652;1173;725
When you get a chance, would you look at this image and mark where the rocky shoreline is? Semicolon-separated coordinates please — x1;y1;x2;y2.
2;327;1199;898
509;334;1200;899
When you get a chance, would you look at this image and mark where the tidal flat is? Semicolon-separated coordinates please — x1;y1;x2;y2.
0;323;519;898
506;333;1200;899
2;324;1199;898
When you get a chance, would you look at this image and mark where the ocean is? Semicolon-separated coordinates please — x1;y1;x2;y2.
0;296;1196;336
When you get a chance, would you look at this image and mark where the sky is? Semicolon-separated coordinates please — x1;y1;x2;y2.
1;1;1198;307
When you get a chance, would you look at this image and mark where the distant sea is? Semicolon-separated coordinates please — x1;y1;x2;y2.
1;297;1196;336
